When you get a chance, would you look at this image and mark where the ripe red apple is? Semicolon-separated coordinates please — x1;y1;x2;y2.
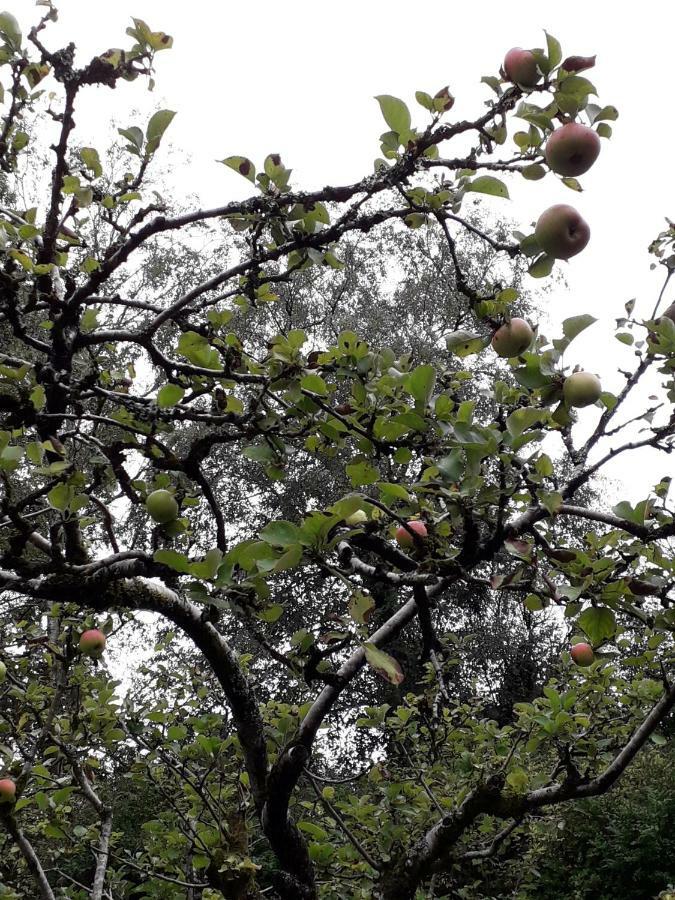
545;123;601;177
491;318;534;358
563;371;602;408
535;205;590;260
395;520;428;549
146;489;179;524
79;629;106;659
0;778;16;804
503;48;541;87
570;642;594;666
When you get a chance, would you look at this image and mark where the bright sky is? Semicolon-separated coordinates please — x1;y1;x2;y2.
6;0;675;502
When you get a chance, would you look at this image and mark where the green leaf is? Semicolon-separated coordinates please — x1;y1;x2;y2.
79;147;102;178
559;75;597;99
346;461;379;487
466;176;509;199
405;364;435;409
177;331;222;370
545;32;562;70
258;604;284;622
190;548;223;580
157;384;185;408
272;544;303;573
0;12;21;50
0;445;22;471
415;90;433;111
374;95;411;136
259;520;301;548
506;408;543;437
300;374;328;395
26;442;43;465
298;821;329;841
506;767;530;792
445;330;487;357
153;549;192;574
118;126;144;153
80;308;99;332
48;483;71;512
528;254;555;278
577;606;616;644
521;164;547;181
167;725;187;741
29;385;46;410
525;594;544;612
145;110;176;154
349;592;375;624
363;643;404;685
563;314;597;341
220;155;256;183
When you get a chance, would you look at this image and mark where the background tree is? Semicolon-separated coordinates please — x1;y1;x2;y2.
0;7;674;900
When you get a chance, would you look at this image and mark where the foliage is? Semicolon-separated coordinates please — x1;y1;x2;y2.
0;7;673;900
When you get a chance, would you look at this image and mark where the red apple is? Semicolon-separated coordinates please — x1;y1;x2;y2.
503;48;541;87
563;371;602;408
491;318;534;358
545;123;601;177
0;778;16;804
535;204;590;260
79;629;106;659
571;642;594;666
395;520;428;548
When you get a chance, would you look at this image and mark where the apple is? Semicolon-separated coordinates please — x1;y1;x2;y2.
563;371;602;408
335;403;354;416
659;302;675;325
345;509;368;526
535;205;590;260
570;642;594;666
0;778;16;804
146;489;179;524
79;629;106;659
491;318;534;358
503;48;541;87
0;661;5;683
545;123;601;177
395;520;428;549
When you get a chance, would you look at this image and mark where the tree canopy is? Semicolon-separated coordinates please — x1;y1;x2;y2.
0;7;674;899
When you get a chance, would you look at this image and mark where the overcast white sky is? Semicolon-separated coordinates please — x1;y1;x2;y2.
6;0;675;502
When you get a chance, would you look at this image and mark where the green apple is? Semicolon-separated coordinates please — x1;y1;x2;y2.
345;509;368;526
563;371;602;408
0;661;5;684
146;489;179;524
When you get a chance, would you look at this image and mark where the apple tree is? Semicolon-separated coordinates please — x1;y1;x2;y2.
0;6;674;900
